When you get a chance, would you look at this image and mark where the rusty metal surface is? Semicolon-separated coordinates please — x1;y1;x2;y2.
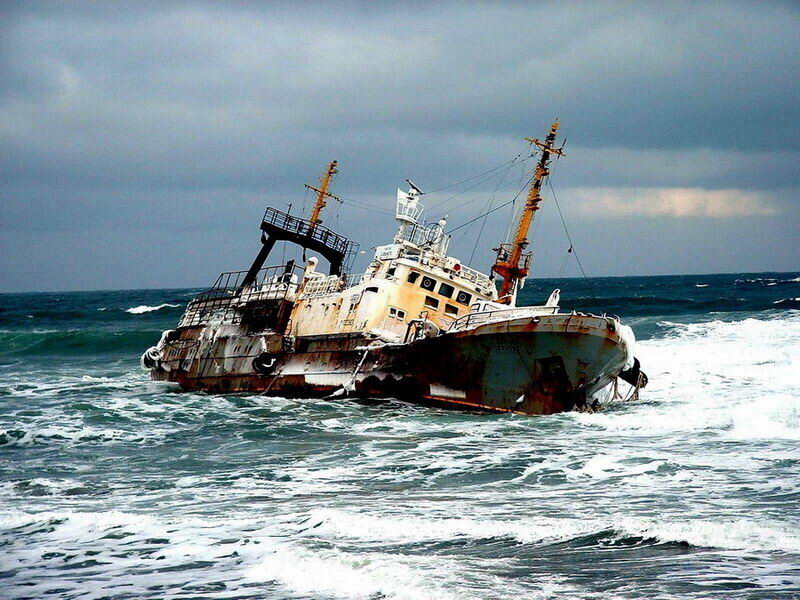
150;313;628;415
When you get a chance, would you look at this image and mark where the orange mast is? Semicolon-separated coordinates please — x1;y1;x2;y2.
492;121;565;303
304;160;340;230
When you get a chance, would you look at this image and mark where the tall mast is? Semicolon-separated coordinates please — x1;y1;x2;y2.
304;160;339;230
492;121;565;304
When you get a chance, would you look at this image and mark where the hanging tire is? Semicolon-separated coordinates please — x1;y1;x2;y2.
253;352;279;375
140;346;161;370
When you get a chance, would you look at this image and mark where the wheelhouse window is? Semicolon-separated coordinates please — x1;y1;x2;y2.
438;282;455;298
420;276;436;291
424;296;439;309
455;290;472;306
444;303;459;316
407;271;420;284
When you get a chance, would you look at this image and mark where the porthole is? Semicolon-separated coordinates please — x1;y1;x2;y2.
456;291;472;306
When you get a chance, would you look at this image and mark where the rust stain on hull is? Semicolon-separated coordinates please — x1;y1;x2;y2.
150;314;631;416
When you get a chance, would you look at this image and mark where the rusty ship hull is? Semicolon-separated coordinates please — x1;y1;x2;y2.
149;312;633;415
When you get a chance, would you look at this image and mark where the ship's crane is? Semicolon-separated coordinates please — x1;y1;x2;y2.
492;121;565;304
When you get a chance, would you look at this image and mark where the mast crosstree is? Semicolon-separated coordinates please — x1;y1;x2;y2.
304;160;340;231
492;121;565;304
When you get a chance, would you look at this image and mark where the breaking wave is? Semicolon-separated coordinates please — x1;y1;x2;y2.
773;297;800;309
125;303;181;314
302;508;800;553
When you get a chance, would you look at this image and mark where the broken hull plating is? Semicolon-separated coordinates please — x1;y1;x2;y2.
149;314;633;415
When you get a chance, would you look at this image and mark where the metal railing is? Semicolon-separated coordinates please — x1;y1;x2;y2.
300;275;345;297
344;273;366;288
178;264;304;327
453;263;494;290
494;243;532;272
396;222;450;255
448;305;559;331
262;207;358;267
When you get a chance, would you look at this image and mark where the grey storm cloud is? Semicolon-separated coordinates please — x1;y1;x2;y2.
1;1;799;291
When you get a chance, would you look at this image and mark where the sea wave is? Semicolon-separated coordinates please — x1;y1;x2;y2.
773;297;800;309
576;313;800;440
0;328;164;356
125;303;180;314
300;508;800;553
0;422;157;447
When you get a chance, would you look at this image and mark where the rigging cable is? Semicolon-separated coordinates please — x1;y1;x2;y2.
338;195;395;216
503;159;531;244
427;146;531;214
467;154;518;267
428;164;520;215
446;174;534;235
426;153;526;195
547;177;588;280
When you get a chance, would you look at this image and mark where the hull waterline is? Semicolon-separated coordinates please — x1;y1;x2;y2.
149;313;633;415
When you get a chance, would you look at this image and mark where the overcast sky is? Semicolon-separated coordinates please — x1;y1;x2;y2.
1;1;798;292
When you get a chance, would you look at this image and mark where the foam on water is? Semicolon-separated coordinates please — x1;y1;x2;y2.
125;303;180;314
1;278;799;599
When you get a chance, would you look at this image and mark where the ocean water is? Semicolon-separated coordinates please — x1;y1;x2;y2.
1;272;799;599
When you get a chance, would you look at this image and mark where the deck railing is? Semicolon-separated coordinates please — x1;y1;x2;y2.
178;265;304;327
300;275;345;297
454;263;494;290
448;305;559;331
262;207;355;256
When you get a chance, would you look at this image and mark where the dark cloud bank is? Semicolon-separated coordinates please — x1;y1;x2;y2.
1;1;798;292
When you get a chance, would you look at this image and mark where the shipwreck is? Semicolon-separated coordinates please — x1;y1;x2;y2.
142;121;646;414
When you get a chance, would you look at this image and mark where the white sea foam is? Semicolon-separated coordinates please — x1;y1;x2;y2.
617;517;800;552
576;314;800;440
567;454;666;480
695;283;709;287
249;546;468;600
297;508;800;554
304;508;595;545
125;303;179;314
